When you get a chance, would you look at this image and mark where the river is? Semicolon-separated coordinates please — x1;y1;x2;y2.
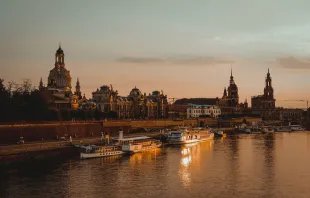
1;132;310;198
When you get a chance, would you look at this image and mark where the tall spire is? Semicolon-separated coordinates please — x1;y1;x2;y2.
39;77;44;90
230;66;234;84
75;78;82;99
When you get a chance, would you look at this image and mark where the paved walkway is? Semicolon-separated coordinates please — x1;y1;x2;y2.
0;131;163;156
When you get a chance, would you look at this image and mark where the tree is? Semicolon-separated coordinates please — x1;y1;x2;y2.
0;78;6;92
0;78;10;122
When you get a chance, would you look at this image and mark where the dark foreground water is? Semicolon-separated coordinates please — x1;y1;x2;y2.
1;132;310;198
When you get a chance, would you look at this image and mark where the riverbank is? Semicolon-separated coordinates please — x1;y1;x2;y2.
0;117;261;144
0;131;169;170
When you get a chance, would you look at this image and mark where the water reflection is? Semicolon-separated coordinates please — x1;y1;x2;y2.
262;133;276;196
2;133;310;198
178;140;214;188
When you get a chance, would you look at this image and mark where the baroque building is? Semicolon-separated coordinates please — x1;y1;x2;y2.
39;45;81;109
92;85;168;119
173;68;248;117
218;68;247;115
251;69;282;120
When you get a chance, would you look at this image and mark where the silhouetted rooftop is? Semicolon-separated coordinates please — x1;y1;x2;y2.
174;98;218;105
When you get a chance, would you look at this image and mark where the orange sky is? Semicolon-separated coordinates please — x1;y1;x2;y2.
1;1;310;109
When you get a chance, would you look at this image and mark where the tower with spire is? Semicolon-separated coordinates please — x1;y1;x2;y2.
264;68;274;99
227;67;239;106
251;68;277;120
75;78;82;99
55;43;65;68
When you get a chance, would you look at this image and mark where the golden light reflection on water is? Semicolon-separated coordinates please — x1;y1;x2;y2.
129;148;161;167
99;155;123;165
178;140;214;188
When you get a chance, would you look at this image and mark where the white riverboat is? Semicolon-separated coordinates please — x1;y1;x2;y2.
261;127;275;133
275;126;292;132
113;129;162;153
167;127;214;145
80;145;124;159
290;125;306;132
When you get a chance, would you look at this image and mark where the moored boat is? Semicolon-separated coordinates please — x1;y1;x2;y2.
274;126;292;132
261;127;275;133
212;129;227;138
80;145;124;159
113;129;162;153
167;127;214;145
290;125;306;132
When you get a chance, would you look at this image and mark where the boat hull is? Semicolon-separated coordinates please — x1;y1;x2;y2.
122;144;162;153
80;151;124;159
168;134;214;145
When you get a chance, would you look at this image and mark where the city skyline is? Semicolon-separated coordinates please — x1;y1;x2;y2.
1;0;310;108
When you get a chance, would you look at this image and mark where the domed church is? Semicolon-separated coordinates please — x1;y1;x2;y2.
47;45;72;90
39;45;82;109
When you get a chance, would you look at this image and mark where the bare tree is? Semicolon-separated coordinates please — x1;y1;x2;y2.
7;81;17;96
21;79;33;94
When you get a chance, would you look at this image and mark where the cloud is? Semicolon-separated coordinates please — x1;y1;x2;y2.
117;57;164;64
172;57;234;65
116;56;234;65
277;56;310;69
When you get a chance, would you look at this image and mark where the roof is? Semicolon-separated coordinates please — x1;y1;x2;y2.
56;46;63;54
114;136;151;141
174;98;218;105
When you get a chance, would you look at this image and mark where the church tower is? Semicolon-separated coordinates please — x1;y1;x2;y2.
227;68;239;106
75;78;82;99
55;44;65;68
47;44;72;90
264;68;274;99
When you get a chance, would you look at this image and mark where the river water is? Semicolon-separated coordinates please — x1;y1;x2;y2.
1;132;310;198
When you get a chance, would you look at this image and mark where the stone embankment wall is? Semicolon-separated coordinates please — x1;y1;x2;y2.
0;120;198;144
0;117;261;144
0;122;105;144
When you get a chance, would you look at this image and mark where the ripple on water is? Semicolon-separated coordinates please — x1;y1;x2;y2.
1;132;310;198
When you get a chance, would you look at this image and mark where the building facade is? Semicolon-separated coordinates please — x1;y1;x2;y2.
251;69;282;120
282;108;304;121
92;85;168;119
173;69;249;117
167;104;188;119
187;104;221;118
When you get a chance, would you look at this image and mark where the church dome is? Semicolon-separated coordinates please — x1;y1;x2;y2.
100;85;110;92
130;86;142;96
152;90;160;96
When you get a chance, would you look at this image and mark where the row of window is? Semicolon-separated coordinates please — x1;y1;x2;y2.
189;109;220;114
189;114;219;118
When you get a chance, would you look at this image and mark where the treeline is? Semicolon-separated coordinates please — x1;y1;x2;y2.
0;78;117;123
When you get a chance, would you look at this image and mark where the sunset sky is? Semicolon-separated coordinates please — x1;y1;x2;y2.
1;0;310;108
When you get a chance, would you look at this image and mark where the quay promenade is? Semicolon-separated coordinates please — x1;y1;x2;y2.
0;117;261;145
0;131;162;156
0;127;235;156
